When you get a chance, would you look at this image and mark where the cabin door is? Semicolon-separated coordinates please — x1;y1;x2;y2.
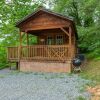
46;36;54;45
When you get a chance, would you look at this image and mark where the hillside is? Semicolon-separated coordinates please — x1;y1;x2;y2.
80;60;100;84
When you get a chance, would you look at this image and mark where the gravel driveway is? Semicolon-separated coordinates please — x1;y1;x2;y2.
0;69;91;100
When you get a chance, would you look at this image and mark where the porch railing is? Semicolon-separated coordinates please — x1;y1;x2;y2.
7;47;19;61
7;45;70;62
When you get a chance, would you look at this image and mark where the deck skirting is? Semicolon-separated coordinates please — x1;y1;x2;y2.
19;61;72;73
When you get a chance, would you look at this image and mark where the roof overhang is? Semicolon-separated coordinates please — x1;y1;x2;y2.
15;7;78;40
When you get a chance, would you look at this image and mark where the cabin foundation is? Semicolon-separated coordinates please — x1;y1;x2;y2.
19;60;72;73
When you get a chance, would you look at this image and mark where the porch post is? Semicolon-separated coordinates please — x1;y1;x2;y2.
69;26;72;58
19;31;22;60
18;31;22;70
73;33;76;56
19;31;22;46
26;33;29;45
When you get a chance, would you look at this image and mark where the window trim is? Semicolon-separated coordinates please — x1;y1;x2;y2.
56;35;64;45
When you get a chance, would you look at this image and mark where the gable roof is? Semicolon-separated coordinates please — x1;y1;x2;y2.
15;7;78;40
16;7;74;27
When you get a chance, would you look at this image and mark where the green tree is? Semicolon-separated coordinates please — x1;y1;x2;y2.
0;0;39;68
54;0;100;59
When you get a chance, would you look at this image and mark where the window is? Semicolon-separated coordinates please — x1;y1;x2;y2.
47;36;54;45
56;35;63;45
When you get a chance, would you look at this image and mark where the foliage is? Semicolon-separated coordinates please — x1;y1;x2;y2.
76;96;85;100
0;0;39;68
54;0;100;59
78;26;100;54
0;46;8;68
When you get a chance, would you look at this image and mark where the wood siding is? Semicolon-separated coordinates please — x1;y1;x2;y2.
36;29;69;45
20;12;70;32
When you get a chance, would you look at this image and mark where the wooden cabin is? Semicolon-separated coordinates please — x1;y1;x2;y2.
7;7;78;73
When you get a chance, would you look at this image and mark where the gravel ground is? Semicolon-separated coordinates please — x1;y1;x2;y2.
0;69;91;100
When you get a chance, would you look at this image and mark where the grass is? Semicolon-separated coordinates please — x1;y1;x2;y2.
9;70;20;75
80;59;100;84
76;96;86;100
0;64;9;70
0;75;5;78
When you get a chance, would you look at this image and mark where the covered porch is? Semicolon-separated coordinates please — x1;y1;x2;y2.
7;28;75;62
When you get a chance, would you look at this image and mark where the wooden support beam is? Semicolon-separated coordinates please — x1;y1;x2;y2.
60;27;69;36
69;26;72;58
69;27;71;46
21;32;26;38
73;34;76;57
19;31;22;46
19;31;22;61
26;33;29;45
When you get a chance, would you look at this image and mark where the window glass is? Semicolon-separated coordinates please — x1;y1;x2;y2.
56;35;63;45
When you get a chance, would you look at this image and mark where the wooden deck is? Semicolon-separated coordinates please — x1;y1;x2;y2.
7;45;71;62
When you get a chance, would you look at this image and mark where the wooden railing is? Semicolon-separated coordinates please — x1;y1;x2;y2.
7;47;19;61
7;45;70;62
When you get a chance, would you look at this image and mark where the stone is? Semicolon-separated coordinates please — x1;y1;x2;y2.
88;88;96;94
97;89;100;92
95;92;100;96
91;96;100;100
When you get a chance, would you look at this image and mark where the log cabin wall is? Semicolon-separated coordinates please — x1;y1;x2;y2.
31;29;69;45
19;11;71;32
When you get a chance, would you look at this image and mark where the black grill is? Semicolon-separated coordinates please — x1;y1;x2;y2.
72;54;85;68
72;58;82;67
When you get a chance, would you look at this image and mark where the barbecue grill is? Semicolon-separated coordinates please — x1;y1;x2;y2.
72;54;85;72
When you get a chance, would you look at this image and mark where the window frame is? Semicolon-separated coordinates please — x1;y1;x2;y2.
56;35;64;45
